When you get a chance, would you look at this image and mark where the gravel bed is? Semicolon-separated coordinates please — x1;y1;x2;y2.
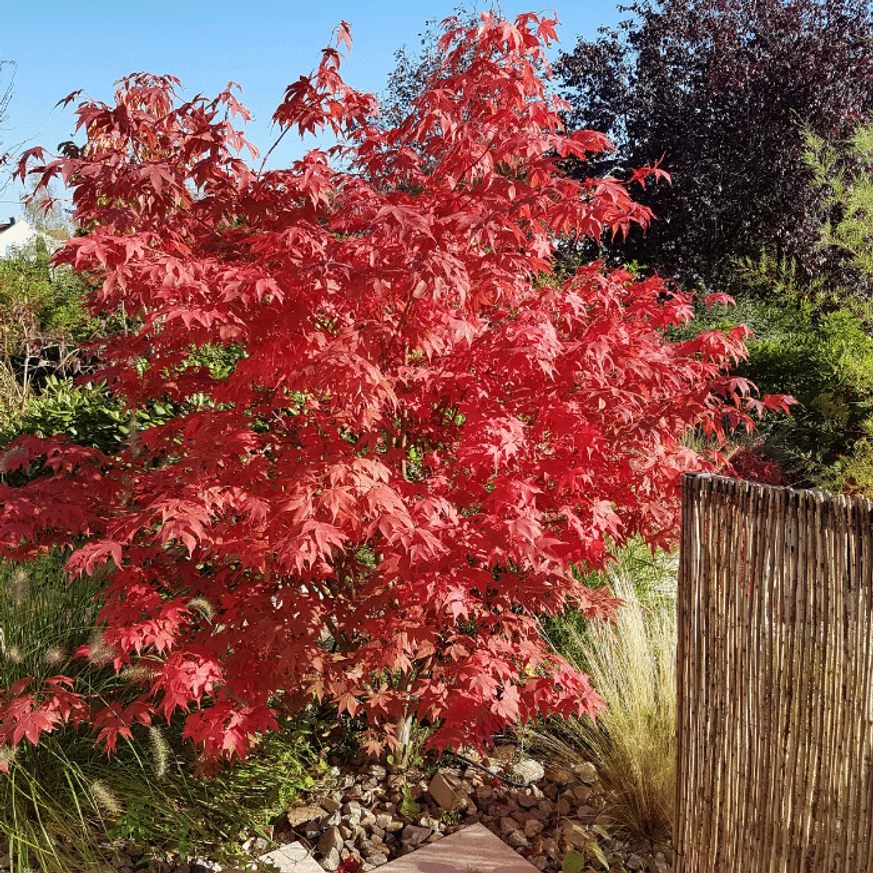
201;747;674;873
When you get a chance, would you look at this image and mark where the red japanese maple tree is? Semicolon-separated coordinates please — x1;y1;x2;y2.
0;12;790;761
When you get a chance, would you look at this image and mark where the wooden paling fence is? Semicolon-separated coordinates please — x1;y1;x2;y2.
675;474;873;873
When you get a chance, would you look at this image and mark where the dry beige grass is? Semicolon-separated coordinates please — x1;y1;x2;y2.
535;553;676;845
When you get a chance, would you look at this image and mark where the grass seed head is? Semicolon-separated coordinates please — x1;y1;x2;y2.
44;646;69;666
187;597;215;622
0;744;17;770
120;663;157;683
87;630;115;666
3;644;23;664
90;779;123;818
10;567;29;604
149;725;171;778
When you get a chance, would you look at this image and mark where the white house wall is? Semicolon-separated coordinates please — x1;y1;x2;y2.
0;219;57;258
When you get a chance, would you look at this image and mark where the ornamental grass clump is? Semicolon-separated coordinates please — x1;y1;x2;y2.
0;554;323;873
537;548;677;846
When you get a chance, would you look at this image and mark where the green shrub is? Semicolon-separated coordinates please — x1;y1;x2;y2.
699;118;873;493
2;715;325;873
805;122;873;318
0;250;95;429
0;376;130;457
674;278;873;490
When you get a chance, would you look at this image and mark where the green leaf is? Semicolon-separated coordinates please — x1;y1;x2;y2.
588;842;611;871
399;785;421;818
562;850;588;873
591;824;611;840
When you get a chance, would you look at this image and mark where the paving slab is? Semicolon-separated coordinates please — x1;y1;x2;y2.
258;841;323;873
378;823;540;873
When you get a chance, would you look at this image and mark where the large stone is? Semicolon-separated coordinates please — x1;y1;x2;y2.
545;766;574;787
579;804;599;822
524;819;544;838
342;800;363;820
320;848;341;872
561;819;589;849
257;841;323;873
476;784;494;802
287;805;327;827
401;824;432;847
317;827;344;856
517;793;539;809
540;838;559;859
509;758;545;786
428;772;461;811
506;830;529;849
573;784;592;803
555;796;572;816
537;797;554;816
377;824;541;872
574;761;598;784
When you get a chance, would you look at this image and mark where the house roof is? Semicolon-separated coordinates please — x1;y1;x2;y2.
0;218;32;234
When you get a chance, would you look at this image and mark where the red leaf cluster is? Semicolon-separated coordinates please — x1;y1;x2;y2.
0;12;791;759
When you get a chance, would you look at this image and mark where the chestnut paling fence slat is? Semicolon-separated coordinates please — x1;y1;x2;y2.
675;474;873;873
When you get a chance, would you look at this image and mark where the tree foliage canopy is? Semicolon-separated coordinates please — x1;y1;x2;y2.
0;13;789;762
556;0;873;287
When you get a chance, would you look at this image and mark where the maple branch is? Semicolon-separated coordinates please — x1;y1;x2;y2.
381;278;423;367
305;578;353;653
256;125;291;178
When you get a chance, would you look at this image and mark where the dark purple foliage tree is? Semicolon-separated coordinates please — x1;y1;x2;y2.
555;0;873;288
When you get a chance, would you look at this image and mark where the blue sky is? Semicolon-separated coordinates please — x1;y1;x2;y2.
1;1;622;204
